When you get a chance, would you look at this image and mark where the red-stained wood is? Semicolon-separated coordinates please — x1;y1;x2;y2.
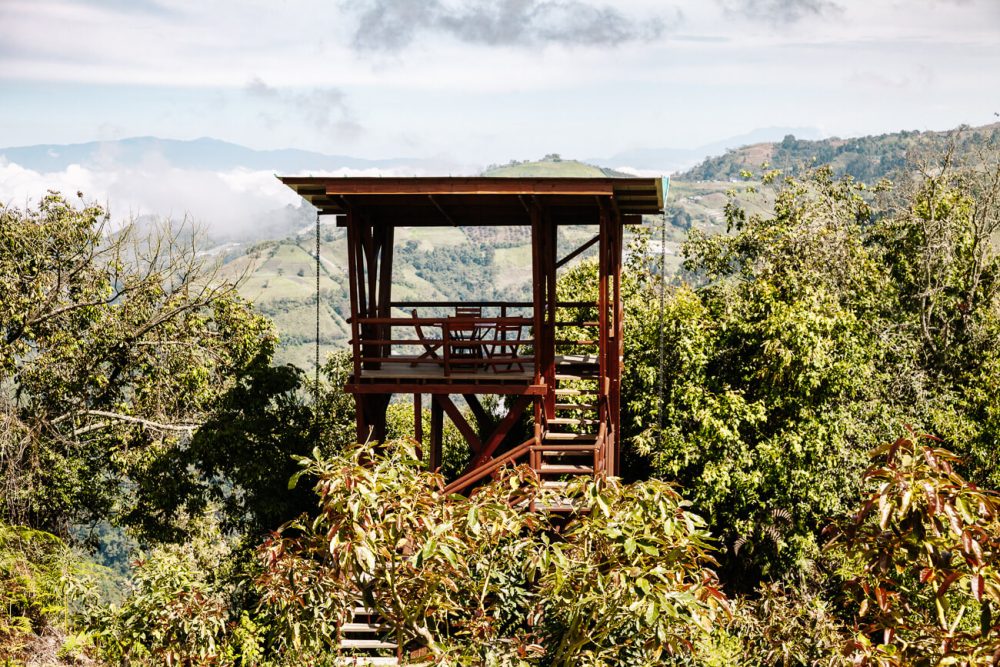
323;177;615;197
466;395;532;471
430;399;443;472
463;394;490;429
345;383;547;396
414;392;423;455
434;394;481;454
555;233;600;269
321;177;643;488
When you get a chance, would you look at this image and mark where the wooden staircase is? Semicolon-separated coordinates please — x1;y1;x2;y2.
335;605;399;666
531;354;605;511
442;354;610;503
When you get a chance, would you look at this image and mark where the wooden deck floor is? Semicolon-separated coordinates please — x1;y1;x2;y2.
358;361;535;382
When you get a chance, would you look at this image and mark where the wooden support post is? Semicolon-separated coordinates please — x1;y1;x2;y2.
434;394;482;454
463;394;491;432
598;200;611;472
465;395;532;471
544;215;557;420
414;392;423;457
611;212;623;476
377;224;395;362
529;203;544;445
430;399;443;472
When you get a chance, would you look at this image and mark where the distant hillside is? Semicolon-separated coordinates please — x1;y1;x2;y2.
483;154;633;177
678;123;1000;183
0;136;447;173
590;126;823;173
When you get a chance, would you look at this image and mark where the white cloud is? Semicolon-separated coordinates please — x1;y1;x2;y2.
0;159;440;235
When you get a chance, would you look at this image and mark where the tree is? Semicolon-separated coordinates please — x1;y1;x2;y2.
0;193;276;537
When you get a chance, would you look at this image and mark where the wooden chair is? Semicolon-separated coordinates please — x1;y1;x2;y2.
486;321;525;372
449;306;488;370
410;309;442;368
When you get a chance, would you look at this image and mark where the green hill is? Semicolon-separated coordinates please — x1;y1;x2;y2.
678;122;1000;183
483;154;634;177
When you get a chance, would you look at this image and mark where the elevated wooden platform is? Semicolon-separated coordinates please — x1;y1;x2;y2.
279;175;662;495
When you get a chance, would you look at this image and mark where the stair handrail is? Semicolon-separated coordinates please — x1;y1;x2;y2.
442;436;535;495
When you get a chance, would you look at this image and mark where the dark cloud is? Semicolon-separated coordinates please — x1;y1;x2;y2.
245;78;362;138
348;0;673;52
719;0;840;23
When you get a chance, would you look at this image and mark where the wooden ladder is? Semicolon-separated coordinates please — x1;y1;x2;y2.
335;605;399;666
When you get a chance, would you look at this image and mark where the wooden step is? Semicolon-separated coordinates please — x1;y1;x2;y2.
537;445;599;453
554;403;597;411
553;388;594;397
547;417;598;426
555;353;599;365
339;639;398;649
342;623;384;633
555;372;598;381
542;432;597;442
539;463;594;474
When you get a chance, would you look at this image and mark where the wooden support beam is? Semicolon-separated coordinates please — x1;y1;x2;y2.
434;394;482;454
465;395;532;471
430;399;443;472
555;233;599;270
414;393;423;449
462;394;490;432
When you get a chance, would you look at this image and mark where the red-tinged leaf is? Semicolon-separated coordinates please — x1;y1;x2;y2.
875;586;888;612
924;448;938;468
973;574;984;603
937;571;962;598
924;484;939;516
920;568;934;584
963;530;974;554
857;499;876;522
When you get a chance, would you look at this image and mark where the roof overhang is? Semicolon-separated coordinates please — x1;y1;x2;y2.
278;176;664;225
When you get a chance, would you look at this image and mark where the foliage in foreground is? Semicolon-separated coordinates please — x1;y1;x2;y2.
258;442;728;665
829;432;1000;665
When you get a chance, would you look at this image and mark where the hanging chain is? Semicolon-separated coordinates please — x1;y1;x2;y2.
315;210;321;414
657;179;668;447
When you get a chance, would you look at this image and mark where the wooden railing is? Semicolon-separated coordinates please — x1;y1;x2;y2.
347;300;601;378
349;314;535;376
443;437;535;495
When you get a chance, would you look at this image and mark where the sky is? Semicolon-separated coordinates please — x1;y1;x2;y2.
1;0;998;164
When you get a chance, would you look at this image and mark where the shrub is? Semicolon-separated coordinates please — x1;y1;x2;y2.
258;442;728;664
828;432;1000;665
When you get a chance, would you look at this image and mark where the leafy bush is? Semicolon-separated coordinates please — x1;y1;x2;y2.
258;442;728;664
0;522;110;664
90;512;264;666
1;523;69;658
828;432;1000;665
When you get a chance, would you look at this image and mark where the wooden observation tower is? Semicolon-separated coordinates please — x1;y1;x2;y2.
281;176;664;495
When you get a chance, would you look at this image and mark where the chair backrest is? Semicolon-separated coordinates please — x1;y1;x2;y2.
454;305;483;318
491;322;523;356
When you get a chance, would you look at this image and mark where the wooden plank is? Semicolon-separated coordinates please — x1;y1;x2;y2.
323;177;616;196
466;395;532;470
434;394;481;454
430;400;443;471
555;234;600;270
345;383;547;396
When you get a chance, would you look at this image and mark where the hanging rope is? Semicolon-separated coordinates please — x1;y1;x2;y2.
657;176;670;447
315;210;321;414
